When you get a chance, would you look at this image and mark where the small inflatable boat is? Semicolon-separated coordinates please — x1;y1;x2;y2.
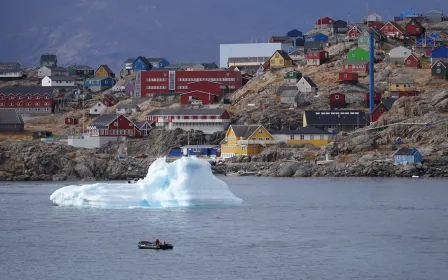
138;241;173;250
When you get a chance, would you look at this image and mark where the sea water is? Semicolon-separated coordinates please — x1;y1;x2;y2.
49;157;243;208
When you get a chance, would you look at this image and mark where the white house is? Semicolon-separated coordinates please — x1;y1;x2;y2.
89;101;107;115
116;104;139;115
296;77;318;97
389;46;412;64
38;66;68;78
42;76;75;87
365;13;382;22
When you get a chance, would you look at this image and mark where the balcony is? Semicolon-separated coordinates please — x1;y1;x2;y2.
238;140;277;145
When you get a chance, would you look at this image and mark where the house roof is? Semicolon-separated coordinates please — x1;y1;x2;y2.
405;53;420;62
180;145;219;149
146;58;165;63
304;110;369;126
382;97;397;111
389;77;414;84
98;64;114;74
394;147;419;156
89;114;120;129
0;62;20;68
343;59;369;65
47;76;75;81
273;50;293;61
426;10;442;14
136;56;151;65
280;89;299;98
304;41;324;49
48;66;67;72
0;109;24;125
200;62;218;69
300;76;317;88
276;85;298;96
124;58;136;63
135;120;154;129
383;21;406;34
230;125;262;138
270;126;332;135
228;57;270;64
117;104;139;109
0;86;53;95
69;65;93;70
40;54;57;62
147;108;227;116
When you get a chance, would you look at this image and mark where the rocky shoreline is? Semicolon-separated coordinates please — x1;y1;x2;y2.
1;141;448;181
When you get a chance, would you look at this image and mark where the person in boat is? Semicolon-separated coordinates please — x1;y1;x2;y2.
155;238;160;246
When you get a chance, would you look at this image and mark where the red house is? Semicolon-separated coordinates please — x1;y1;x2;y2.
347;26;362;41
87;114;142;137
370;98;397;122
363;92;382;108
339;71;358;84
368;21;384;30
64;117;79;125
103;94;117;107
0;86;53;114
380;21;406;39
315;16;335;28
329;93;346;108
404;18;425;37
404;54;420;68
180;91;219;105
140;70;242;97
306;50;329;65
342;60;370;76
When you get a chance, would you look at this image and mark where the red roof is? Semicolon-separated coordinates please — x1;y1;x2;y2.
316;16;334;25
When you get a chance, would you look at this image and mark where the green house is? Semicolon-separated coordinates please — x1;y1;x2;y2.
431;60;448;80
347;47;370;61
283;70;302;84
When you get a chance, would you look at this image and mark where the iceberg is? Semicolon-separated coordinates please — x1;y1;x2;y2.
50;157;243;209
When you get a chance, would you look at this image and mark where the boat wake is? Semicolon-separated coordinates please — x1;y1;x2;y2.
50;157;243;209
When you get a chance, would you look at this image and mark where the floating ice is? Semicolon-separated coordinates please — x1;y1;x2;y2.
50;157;243;209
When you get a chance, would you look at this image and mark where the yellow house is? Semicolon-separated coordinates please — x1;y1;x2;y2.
270;126;333;146
95;64;115;78
389;79;414;92
220;125;276;159
270;50;293;68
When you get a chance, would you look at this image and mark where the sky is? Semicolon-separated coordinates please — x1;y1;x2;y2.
0;0;447;72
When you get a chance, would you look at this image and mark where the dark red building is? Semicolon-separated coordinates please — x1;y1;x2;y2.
65;117;79;125
370;97;397;122
103;94;117;107
342;60;369;76
347;26;362;41
380;21;405;39
363;92;382;108
87;114;142;137
180;91;219;105
0;86;53;114
404;18;425;36
404;54;420;68
329;93;346;108
315;16;335;28
140;70;242;97
339;72;358;84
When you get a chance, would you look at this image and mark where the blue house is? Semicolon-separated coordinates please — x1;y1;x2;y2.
400;9;419;20
147;58;170;69
169;145;220;158
84;77;116;93
286;29;303;37
394;147;423;164
132;56;152;71
305;33;328;43
430;47;448;64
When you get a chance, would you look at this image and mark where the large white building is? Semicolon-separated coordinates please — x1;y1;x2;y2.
42;76;75;87
146;108;231;135
219;43;289;68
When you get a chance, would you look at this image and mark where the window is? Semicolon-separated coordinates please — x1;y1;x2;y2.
258;138;263;140
35;102;40;106
279;59;284;64
290;135;295;140
300;135;305;140
335;95;339;100
275;53;279;58
129;123;133;127
114;122;118;126
258;129;263;134
265;137;270;141
241;146;246;151
320;135;324;140
436;69;441;74
416;28;420;31
26;102;31;106
271;59;275;64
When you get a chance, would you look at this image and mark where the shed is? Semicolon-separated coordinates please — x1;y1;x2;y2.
329;93;346;108
339;72;358;84
431;60;448;80
394;147;422;164
280;88;300;107
283;70;302;84
64;117;79;125
276;85;298;102
404;54;420;68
